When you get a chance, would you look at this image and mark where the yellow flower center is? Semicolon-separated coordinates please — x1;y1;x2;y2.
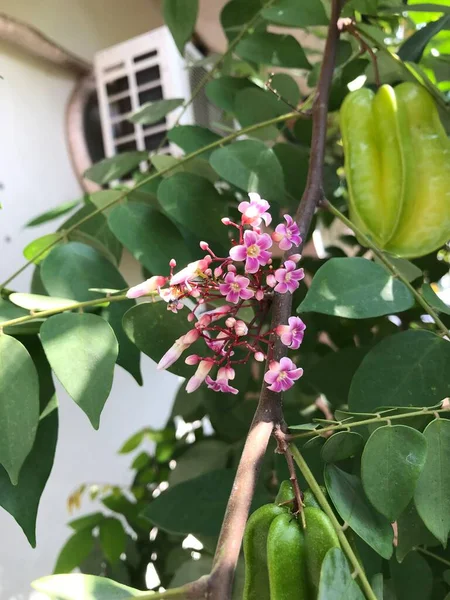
278;371;287;380
247;244;260;257
285;272;292;282
231;282;241;292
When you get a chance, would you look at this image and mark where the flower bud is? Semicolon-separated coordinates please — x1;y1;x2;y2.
200;241;209;250
290;253;302;263
221;217;231;225
186;360;214;393
169;259;177;268
254;351;265;362
214;266;223;278
266;274;276;288
225;317;236;328
255;289;264;301
185;354;201;365
235;320;248;336
183;329;200;345
227;264;237;273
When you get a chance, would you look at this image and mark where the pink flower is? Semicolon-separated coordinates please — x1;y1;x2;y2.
229;230;272;274
238;193;272;227
219;272;254;304
205;331;228;355
170;256;212;286
272;215;301;251
264;357;303;392
126;276;167;299
157;329;200;370
186;359;214;393
276;316;306;350
206;366;238;395
274;260;304;294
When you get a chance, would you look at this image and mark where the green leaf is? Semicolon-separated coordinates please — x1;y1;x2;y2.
69;512;105;532
321;432;364;463
122;302;202;378
169;440;230;486
84;152;148;185
269;73;301;105
396;502;439;562
167;125;221;157
24;199;80;227
398;14;450;62
54;528;94;574
151;154;219;182
108;202;192;275
9;292;76;312
348;330;450;412
272;143;309;206
171;382;205;419
157;172;228;249
99;518;127;564
422;284;450;315
205;76;256;112
324;465;393;559
378;255;423;283
129;98;184;125
163;0;198;54
40;313;118;429
262;0;328;27
0;334;40;484
297;258;414;319
236;32;310;69
88;190;123;216
390;551;433;600
118;429;149;454
220;0;263;41
209;139;285;202
318;547;365;600
234;88;286;141
0;298;27;323
143;468;270;537
361;425;427;521
23;233;62;264
414;419;450;545
32;574;146;600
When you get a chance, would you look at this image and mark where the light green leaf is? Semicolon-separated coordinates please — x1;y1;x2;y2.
88;190;123;216
220;0;263;41
23;233;62;264
0;334;40;484
108;202;192;275
123;302;202;378
163;0;199;54
24;199;80;228
361;426;427;521
99;518;127;564
390;551;433;600
236;32;311;69
54;528;94;574
325;465;393;559
422;284;450;315
205;76;256;112
167;125;221;157
84;152;148;185
40;313;118;429
297;258;414;319
396;502;439;562
151;154;219;182
269;73;301;105
129;98;184;125
9;293;76;312
169;440;230;485
321;432;364;463
414;419;450;545
262;0;328;27
318;547;365;600
69;512;105;532
210;139;285;202
33;574;146;599
349;330;450;412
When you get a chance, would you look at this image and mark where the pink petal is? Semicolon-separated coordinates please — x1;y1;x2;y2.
230;245;247;261
274;282;288;294
257;233;273;250
264;370;278;384
245;256;260;273
238;201;250;213
258;250;272;265
278;238;292;251
227;290;240;304
288;368;304;381
244;230;258;246
240;288;254;300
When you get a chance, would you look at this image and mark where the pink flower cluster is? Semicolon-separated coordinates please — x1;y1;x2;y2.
126;193;306;395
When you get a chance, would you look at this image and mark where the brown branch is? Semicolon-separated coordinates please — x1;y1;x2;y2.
274;425;306;528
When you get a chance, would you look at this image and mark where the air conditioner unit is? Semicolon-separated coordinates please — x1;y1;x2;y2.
94;25;225;164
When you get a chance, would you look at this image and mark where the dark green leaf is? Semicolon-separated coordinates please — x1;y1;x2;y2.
108;202;192;275
123;301;202;378
24;199;80;227
321;432;364;463
33;574;145;599
0;334;40;484
84;152;148;185
143;468;270;537
40;313;118;429
422;284;450;315
210;139;285;202
234;88;286;140
236;32;310;69
158;172;228;249
69;512;105;532
99;518;126;564
379;255;423;283
297;258;414;319
205;76;256;112
129;98;184;125
398;14;450;62
414;419;450;545
318;547;365;600
349;330;450;412
272;143;309;206
361;425;427;521
371;573;384;600
220;0;263;41
23;234;62;264
396;502;439;562
169;440;230;485
167;125;221;157
262;0;328;27
151;154;219;182
390;551;433;600
54;529;94;574
163;0;199;54
88;190;123;216
325;465;393;559
171;382;205;419
269;73;301;105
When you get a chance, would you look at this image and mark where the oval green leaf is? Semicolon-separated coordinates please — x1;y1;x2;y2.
390;551;433;600
9;293;76;312
318;547;365;600
54;528;94;574
297;258;414;319
361;425;427;521
321;431;364;463
129;98;184;125
84;152;148;185
167;125;221;157
262;0;328;27
99;518;126;565
25;199;80;228
163;0;198;54
32;574;146;600
40;313;118;429
23;233;61;264
236;32;310;69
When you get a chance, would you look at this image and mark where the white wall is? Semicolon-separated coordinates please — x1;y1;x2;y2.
0;2;180;598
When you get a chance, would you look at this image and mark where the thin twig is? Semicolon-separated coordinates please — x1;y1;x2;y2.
326;202;450;338
415;546;450;568
345;22;381;87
